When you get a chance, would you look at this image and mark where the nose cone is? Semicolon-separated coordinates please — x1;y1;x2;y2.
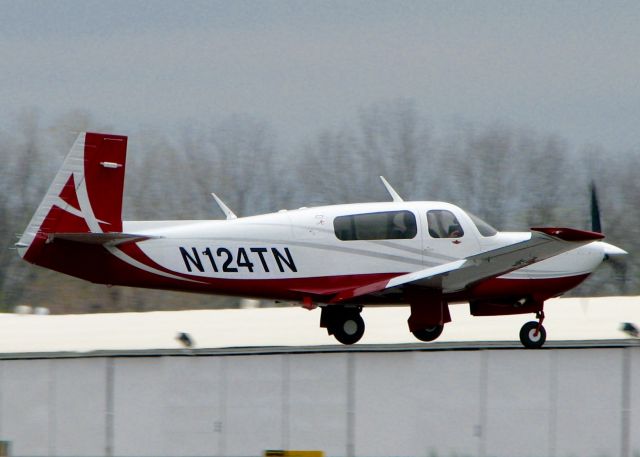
598;242;628;257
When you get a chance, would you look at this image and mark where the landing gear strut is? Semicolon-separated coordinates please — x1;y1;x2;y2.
519;311;546;349
321;306;365;345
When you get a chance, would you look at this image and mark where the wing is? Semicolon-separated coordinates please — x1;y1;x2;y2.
330;227;604;303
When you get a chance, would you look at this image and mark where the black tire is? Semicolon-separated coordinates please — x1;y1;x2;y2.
519;321;546;349
412;324;444;342
333;312;365;345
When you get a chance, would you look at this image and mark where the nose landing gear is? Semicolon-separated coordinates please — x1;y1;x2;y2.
519;311;546;349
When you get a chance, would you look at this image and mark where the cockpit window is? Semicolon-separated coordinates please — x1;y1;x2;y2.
467;212;498;237
334;210;417;241
427;210;464;238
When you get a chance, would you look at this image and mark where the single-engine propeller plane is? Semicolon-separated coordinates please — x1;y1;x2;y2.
17;132;627;348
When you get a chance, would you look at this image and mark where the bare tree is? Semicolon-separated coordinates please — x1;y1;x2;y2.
0;104;636;312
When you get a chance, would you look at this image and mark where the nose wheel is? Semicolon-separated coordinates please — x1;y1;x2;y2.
519;311;546;349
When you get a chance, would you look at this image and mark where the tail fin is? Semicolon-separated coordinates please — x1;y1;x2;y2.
17;132;128;260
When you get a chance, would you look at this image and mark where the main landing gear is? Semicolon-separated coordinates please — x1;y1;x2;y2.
408;297;450;343
412;324;444;342
519;311;547;349
320;306;365;345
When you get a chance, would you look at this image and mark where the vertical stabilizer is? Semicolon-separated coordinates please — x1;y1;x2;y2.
18;132;128;261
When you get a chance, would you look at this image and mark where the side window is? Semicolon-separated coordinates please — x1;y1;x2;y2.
334;211;417;241
426;210;464;238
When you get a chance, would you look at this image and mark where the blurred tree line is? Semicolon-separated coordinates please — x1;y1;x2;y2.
0;102;636;313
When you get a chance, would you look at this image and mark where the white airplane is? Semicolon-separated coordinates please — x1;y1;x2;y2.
17;132;627;348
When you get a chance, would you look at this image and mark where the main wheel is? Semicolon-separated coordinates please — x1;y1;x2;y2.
332;312;365;345
519;321;546;349
412;324;444;342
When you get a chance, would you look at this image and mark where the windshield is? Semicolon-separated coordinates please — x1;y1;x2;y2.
467;212;498;237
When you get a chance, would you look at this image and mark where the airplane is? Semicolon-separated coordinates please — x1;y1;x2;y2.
16;132;627;348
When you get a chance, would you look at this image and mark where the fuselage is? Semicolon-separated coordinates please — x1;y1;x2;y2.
98;200;609;304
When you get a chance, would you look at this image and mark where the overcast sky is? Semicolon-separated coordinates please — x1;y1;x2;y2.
2;0;639;152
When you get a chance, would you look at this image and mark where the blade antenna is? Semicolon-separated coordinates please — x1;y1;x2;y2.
590;181;602;233
379;176;404;202
211;193;238;220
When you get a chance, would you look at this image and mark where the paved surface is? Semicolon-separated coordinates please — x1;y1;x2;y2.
1;296;638;356
2;338;638;360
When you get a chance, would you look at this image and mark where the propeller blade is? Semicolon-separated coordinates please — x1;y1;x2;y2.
590;181;602;233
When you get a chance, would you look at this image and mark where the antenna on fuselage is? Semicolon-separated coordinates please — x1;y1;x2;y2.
211;193;238;220
379;176;404;202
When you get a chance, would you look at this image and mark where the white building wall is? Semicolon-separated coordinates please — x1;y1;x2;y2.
354;351;484;457
224;355;286;455
631;348;640;455
51;358;107;456
113;358;167;454
0;345;638;457
286;354;349;455
0;360;51;456
113;356;226;456
483;350;553;457
554;349;623;457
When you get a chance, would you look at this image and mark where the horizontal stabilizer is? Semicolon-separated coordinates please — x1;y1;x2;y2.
51;232;155;246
